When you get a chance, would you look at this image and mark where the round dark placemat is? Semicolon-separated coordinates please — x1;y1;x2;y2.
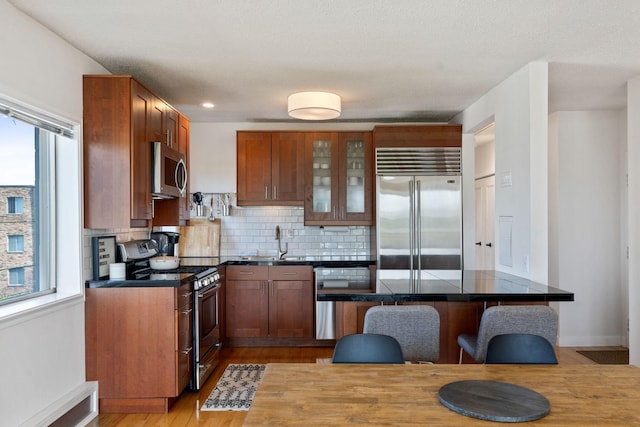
438;380;550;423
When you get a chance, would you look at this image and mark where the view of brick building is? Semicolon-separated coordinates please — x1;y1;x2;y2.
0;186;35;301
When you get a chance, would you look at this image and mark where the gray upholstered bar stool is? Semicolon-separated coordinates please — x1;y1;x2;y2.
363;305;440;363
457;305;558;363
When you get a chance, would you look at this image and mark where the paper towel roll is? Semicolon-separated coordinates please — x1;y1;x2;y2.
109;263;126;280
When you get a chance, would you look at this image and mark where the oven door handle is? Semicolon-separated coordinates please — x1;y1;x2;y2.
198;283;220;299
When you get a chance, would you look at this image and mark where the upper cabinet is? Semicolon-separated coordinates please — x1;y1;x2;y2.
236;131;305;206
83;75;189;229
373;124;462;148
304;132;373;226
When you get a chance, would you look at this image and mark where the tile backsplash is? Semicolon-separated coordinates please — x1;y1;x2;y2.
83;195;374;280
218;205;373;258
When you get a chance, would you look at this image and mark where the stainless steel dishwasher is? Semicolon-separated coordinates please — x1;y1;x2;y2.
314;267;373;340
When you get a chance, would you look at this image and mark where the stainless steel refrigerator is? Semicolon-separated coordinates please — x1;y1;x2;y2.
376;147;462;286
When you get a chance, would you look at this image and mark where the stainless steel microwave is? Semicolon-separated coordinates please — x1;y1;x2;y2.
152;141;187;199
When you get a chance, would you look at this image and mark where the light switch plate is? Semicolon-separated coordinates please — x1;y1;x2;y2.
499;171;512;187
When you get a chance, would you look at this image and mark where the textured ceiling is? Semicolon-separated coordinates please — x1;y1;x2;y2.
8;0;640;123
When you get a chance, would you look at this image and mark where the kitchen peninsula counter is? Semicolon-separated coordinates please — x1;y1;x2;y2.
317;269;574;303
317;269;574;363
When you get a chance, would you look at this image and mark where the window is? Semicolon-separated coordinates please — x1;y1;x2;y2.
8;268;25;286
0;96;72;306
7;197;23;214
8;235;24;253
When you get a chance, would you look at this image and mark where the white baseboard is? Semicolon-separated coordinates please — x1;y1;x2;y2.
19;381;98;427
559;335;627;347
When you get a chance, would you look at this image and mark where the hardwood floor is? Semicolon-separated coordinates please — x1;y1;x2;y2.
87;346;615;427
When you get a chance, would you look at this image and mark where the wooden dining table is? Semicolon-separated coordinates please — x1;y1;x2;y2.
243;363;640;426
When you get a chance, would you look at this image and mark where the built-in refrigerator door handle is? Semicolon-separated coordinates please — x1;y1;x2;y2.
416;180;422;280
408;180;415;291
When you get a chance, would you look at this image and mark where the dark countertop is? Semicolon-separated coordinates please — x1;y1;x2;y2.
86;272;196;288
86;257;575;303
85;256;375;288
317;270;574;303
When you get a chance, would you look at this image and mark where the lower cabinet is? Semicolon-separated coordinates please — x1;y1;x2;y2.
85;282;193;413
226;265;313;342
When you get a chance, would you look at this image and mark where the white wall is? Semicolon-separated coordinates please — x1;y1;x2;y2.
462;133;477;269
549;110;626;346
628;77;640;366
0;1;108;425
452;62;549;282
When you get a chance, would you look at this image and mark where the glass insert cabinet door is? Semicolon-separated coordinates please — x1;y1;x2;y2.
345;137;365;214
304;132;373;225
311;137;333;213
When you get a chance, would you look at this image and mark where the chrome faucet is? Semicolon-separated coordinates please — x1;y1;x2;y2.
275;225;288;260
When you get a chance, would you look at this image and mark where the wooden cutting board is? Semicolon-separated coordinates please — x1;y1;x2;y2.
179;218;221;257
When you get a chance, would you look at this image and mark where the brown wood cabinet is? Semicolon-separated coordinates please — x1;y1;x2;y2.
304;132;373;225
226;265;313;341
373;124;462;148
83;76;151;228
236;131;305;206
83;75;189;228
85;282;193;413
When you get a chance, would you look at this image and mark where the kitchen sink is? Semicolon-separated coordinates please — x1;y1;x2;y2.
280;256;307;261
240;255;306;262
241;256;278;261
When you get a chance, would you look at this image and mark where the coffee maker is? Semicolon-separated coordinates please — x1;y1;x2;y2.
150;230;180;256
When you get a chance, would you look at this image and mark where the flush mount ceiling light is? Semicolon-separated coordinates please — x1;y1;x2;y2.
287;91;341;120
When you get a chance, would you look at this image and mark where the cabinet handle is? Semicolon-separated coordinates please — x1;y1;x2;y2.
475;241;482;246
273;185;277;200
486;242;492;247
239;271;254;275
181;308;193;315
281;272;298;276
265;186;269;199
181;347;193;355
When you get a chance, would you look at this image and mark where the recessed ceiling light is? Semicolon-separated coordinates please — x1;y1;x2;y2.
202;102;215;108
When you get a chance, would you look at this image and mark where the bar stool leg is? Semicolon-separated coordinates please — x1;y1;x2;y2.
459;347;463;364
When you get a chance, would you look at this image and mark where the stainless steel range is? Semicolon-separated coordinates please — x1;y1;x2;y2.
193;267;222;390
117;239;222;390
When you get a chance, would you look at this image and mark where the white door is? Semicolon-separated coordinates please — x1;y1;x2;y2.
475;175;495;269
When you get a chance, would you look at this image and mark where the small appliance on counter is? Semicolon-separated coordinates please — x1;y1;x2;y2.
150;228;180;256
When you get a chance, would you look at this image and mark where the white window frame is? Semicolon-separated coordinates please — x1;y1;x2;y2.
0;95;82;318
